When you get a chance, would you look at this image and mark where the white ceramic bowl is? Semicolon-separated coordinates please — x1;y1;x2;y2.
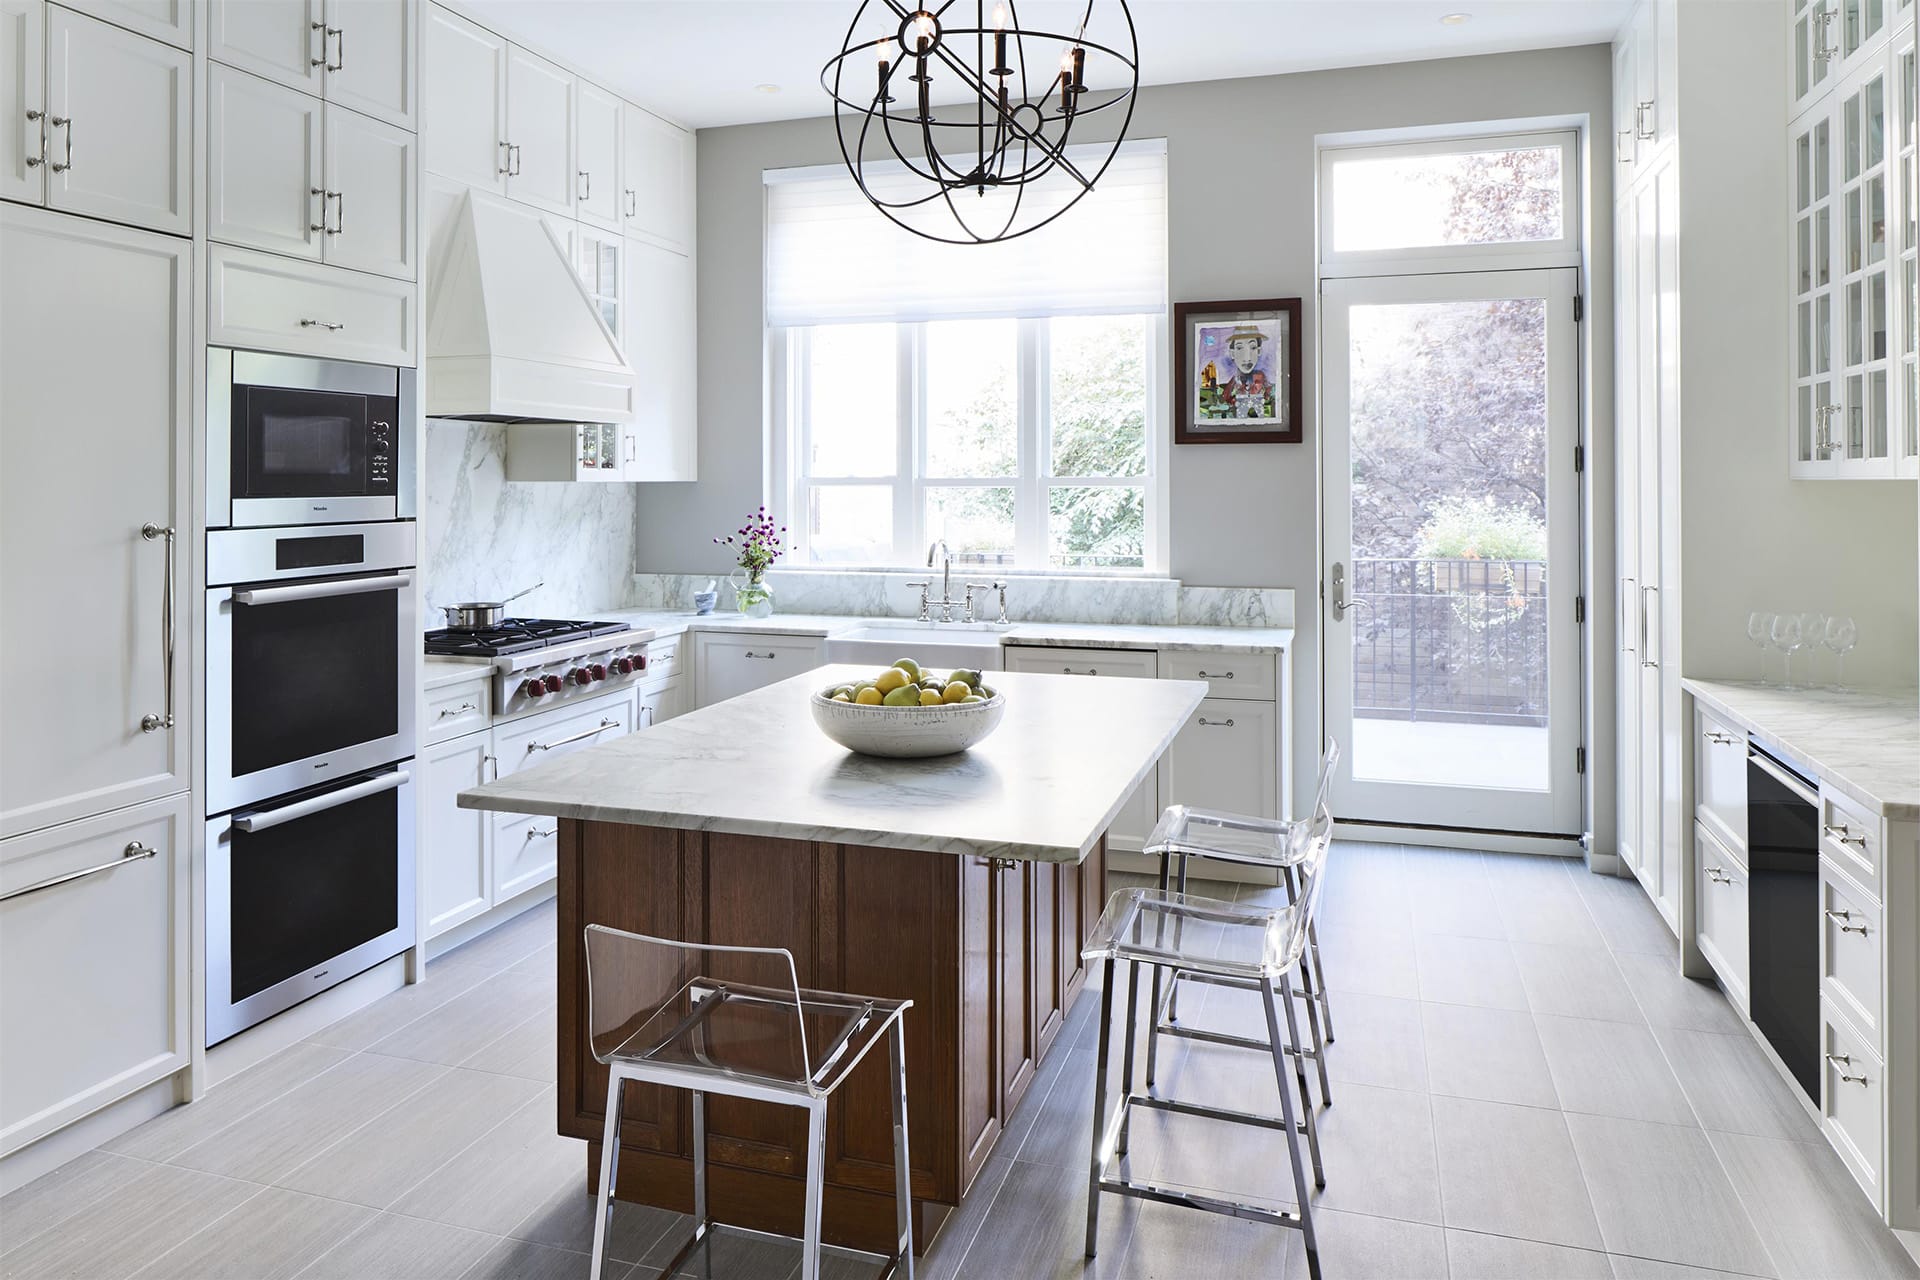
810;686;1007;758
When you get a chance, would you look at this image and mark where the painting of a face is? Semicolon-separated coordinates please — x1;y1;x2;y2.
1176;298;1302;444
1227;334;1263;376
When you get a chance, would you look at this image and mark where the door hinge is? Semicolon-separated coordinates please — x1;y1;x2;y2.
1573;294;1584;322
1575;594;1586;624
1574;444;1585;472
1576;747;1587;774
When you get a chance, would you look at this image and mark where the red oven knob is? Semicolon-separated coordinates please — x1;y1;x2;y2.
569;667;594;686
520;678;547;699
589;663;608;681
610;656;632;675
633;653;648;671
542;673;563;694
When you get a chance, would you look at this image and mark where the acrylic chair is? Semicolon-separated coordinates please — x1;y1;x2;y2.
1139;738;1341;1105
1082;806;1335;1280
583;925;914;1280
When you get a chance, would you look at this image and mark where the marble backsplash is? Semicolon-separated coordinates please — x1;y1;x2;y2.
423;419;638;625
627;568;1294;628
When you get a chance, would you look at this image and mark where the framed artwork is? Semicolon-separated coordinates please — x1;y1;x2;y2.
1173;297;1303;444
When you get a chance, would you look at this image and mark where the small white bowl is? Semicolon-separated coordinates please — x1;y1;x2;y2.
810;687;1006;758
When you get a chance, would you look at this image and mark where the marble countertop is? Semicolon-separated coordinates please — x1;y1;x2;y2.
1682;680;1920;820
594;609;1294;654
424;656;494;690
458;664;1208;862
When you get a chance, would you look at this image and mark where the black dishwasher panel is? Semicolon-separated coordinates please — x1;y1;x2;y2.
1746;746;1821;1101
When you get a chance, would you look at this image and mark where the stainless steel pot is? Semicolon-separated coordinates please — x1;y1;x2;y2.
435;582;542;630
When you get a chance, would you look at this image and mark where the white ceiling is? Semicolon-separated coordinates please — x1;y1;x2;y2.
456;1;1633;130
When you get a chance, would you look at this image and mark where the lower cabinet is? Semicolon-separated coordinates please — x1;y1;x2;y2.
420;729;492;938
0;793;192;1156
693;632;826;708
1162;697;1279;821
1692;821;1749;1013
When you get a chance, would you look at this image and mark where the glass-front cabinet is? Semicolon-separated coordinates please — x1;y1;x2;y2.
1900;30;1920;472
1793;109;1838;471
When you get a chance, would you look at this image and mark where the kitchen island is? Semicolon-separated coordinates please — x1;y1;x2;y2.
458;664;1207;1253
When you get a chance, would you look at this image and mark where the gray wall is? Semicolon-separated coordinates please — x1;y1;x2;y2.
638;44;1618;826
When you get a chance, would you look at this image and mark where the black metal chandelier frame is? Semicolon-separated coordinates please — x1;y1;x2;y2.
820;0;1140;245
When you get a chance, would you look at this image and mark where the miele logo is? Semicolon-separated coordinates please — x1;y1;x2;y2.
315;761;329;769
311;505;329;512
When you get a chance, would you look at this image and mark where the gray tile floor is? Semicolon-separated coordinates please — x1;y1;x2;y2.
5;844;1918;1280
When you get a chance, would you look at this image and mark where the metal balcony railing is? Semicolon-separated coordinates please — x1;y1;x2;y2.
1350;557;1548;727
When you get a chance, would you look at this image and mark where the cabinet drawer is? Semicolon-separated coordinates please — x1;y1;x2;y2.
493;691;632;780
1693;821;1749;1012
492;809;559;902
1163;697;1279;821
694;633;826;707
1821;1001;1885;1206
1161;650;1276;702
1002;645;1157;680
424;675;491;745
1694;706;1747;853
1820;860;1882;1052
639;635;681;685
1819;787;1882;901
1;794;191;1155
209;244;416;366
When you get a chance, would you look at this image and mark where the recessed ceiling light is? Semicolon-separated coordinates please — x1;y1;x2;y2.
1440;12;1472;23
755;83;783;94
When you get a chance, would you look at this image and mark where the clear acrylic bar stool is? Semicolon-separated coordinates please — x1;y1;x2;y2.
1140;738;1341;1104
583;925;915;1280
1082;812;1335;1280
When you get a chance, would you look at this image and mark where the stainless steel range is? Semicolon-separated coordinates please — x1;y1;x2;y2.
423;618;658;721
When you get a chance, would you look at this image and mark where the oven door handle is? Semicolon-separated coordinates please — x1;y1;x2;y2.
232;770;410;834
1748;748;1818;807
233;572;412;607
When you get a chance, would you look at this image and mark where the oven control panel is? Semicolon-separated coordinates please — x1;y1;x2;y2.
497;640;651;720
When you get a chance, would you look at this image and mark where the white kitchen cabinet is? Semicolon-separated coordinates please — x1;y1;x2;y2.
420;729;492;938
575;221;622;342
504;42;572;217
1795;0;1844;112
622;237;698;482
622;100;694;251
209;242;417;365
210;0;414;130
323;100;417;277
1693;821;1750;1013
636;677;682;727
1792;104;1842;471
1614;0;1675;171
59;0;188;49
2;5;192;235
0;207;189;840
0;793;192;1156
423;2;504;193
1695;706;1748;854
504;421;626;482
1161;698;1279;824
1898;30;1920;475
694;632;827;707
574;77;621;231
491;690;633;901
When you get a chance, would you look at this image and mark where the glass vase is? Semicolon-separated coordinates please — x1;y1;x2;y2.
731;570;774;619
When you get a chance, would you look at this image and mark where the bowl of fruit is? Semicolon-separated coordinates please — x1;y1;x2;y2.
811;660;1006;758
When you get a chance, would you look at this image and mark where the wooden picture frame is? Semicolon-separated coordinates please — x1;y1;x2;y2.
1173;297;1304;444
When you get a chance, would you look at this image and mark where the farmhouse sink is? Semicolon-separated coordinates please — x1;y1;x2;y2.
824;622;1007;672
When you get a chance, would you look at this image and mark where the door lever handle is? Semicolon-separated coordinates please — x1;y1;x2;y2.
1330;562;1371;621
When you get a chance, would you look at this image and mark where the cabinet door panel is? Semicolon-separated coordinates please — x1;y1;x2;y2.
324;102;417;279
423;4;503;192
1;209;189;839
575;78;621;231
622;238;697;481
998;861;1035;1117
505;44;573;217
0;0;46;206
1164;698;1279;821
622;101;692;250
46;7;191;235
0;794;192;1155
422;732;491;939
207;64;323;262
207;0;322;94
1032;861;1064;1056
58;0;189;49
693;634;824;707
324;0;414;130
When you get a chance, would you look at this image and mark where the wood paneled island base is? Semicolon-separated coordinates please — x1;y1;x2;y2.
554;817;1108;1255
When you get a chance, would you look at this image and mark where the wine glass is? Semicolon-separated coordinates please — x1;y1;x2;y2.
1771;613;1804;688
1747;611;1775;684
1800;612;1827;684
1824;615;1859;691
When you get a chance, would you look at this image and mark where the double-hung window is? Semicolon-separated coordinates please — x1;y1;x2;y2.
767;141;1168;571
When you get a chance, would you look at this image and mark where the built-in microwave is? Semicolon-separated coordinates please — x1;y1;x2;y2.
209;348;416;528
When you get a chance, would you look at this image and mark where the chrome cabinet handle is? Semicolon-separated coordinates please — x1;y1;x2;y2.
509;143;522;176
310;20;326;67
743;651;779;660
1823;824;1868;849
577;170;590;200
526;718;619;753
497;140;511;176
1062;667;1097;676
1705;731;1738;746
1197;717;1235;728
1635;99;1655;140
24;108;44;167
1616;128;1634;164
624;188;636;216
437;701;478;719
234;771;409;833
1816;8;1839;62
328;190;343;236
140;523;174;733
1826;1052;1869;1085
309;186;328;232
329;25;343;72
47;115;70;172
1640;585;1659;668
1824;908;1869;934
1705;866;1733;885
299;318;344;330
528;827;556;840
1196;670;1234;680
1;842;157;904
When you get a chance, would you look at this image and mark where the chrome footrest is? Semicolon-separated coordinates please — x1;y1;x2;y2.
1097;1172;1307;1231
1157;1020;1322;1065
1124;1088;1310;1137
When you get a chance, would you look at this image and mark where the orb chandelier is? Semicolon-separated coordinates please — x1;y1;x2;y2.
821;1;1140;245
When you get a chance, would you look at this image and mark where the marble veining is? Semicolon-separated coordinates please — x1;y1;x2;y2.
1684;679;1919;820
424;420;638;624
459;665;1208;861
593;608;1294;655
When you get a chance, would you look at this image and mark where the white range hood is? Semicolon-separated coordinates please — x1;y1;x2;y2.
425;190;635;424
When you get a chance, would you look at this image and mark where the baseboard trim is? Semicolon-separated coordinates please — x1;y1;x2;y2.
1334;821;1584;858
0;1078;177;1197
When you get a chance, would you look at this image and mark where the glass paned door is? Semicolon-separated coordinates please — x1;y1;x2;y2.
1322;269;1582;834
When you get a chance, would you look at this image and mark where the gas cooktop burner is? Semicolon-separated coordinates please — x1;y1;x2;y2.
423;618;631;657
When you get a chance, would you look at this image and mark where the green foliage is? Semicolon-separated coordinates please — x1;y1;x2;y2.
1415;495;1547;562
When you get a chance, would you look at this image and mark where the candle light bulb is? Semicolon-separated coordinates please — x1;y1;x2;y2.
877;36;890;62
994;4;1007;29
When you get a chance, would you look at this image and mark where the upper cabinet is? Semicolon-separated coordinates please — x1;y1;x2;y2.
208;0;415;131
623;237;697;482
575;77;621;231
1613;0;1675;176
0;4;192;236
422;4;504;193
502;43;574;216
623;101;694;252
58;0;188;49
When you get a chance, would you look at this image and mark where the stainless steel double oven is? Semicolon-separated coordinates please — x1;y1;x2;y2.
205;351;419;1045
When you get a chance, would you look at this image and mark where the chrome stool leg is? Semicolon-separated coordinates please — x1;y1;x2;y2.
889;1019;915;1278
1283;868;1334;1108
590;1071;628;1280
1085;957;1119;1258
1144;850;1173;1087
1116;959;1141;1155
800;1100;827;1280
1262;975;1321;1280
691;1090;708;1230
1286;862;1337;1047
1277;973;1324;1188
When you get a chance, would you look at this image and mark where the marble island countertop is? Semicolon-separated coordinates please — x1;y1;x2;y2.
457;664;1208;862
1683;679;1920;820
594;608;1296;654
